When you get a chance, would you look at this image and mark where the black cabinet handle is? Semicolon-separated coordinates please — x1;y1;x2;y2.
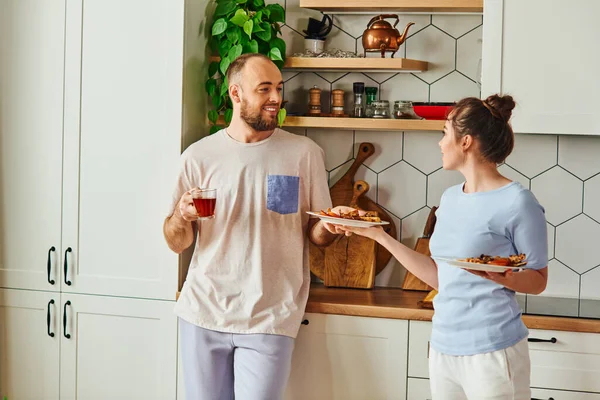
64;247;72;286
47;246;56;285
301;319;309;325
63;300;71;339
47;299;55;337
528;337;557;343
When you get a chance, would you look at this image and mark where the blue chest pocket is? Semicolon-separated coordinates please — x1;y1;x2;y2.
267;175;300;215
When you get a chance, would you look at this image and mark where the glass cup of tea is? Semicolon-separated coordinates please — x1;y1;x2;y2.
191;188;217;220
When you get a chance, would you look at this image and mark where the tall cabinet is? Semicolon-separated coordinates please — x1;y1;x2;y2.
0;0;205;398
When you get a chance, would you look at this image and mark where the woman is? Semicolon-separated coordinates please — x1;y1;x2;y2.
333;95;548;399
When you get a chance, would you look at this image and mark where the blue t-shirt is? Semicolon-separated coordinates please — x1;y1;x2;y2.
429;181;548;356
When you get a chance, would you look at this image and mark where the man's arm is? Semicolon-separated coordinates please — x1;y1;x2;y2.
308;219;338;247
163;189;199;254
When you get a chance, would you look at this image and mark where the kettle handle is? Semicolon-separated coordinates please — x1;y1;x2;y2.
367;14;400;29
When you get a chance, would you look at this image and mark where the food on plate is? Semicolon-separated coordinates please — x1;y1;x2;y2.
319;208;382;223
459;253;527;267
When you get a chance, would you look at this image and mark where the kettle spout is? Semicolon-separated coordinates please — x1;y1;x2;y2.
397;22;415;46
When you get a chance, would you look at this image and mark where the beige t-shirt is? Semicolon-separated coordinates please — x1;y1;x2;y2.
170;129;332;338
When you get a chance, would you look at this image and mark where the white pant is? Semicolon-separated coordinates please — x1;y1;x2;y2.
429;338;531;400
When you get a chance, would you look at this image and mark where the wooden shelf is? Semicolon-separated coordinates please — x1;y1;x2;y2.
299;0;483;13
217;116;444;131
210;56;428;72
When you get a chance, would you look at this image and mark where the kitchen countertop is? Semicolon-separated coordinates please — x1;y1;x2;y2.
176;284;600;334
306;284;600;334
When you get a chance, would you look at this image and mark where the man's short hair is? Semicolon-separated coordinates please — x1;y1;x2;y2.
225;53;273;86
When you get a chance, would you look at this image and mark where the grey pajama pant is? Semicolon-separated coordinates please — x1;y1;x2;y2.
179;318;295;400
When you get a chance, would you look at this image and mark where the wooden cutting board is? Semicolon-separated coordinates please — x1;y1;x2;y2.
400;206;437;291
324;181;377;289
327;142;397;274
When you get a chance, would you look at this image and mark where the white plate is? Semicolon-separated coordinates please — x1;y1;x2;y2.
433;256;525;273
306;211;390;228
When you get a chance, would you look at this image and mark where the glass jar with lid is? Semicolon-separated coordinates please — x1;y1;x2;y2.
393;100;419;119
372;100;391;118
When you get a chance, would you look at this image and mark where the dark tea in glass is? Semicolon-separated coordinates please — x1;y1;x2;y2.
191;188;217;220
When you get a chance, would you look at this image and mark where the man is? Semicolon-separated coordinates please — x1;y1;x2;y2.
163;53;341;400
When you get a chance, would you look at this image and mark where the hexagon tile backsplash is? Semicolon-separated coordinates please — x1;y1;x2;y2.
278;0;600;317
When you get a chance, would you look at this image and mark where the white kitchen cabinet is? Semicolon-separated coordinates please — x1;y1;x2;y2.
482;0;600;135
285;313;409;400
0;289;61;400
531;388;600;400
0;289;178;400
408;320;431;379
407;378;431;400
0;0;65;292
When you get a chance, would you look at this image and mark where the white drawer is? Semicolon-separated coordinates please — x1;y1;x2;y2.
406;378;431;400
408;321;432;379
531;387;600;399
529;328;600;393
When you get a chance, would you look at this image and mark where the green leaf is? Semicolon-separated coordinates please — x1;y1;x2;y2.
210;125;221;135
220;77;229;96
268;47;283;61
209;37;220;52
252;18;265;32
271;37;286;58
224;108;234;124
208;110;219;124
255;11;263;21
243;19;254;38
228;44;243;61
254;24;271;42
215;0;236;17
253;0;265;8
205;78;218;96
236;0;248;3
219;56;231;76
230;9;248;26
208;62;220;78
212;18;228;36
218;39;232;58
240;33;250;46
225;26;241;44
266;4;285;23
262;8;271;18
243;39;259;53
212;93;224;109
277;108;286;127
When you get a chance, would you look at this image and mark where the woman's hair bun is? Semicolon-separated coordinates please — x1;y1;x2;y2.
484;94;515;122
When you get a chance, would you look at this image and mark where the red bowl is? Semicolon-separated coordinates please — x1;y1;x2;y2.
412;102;454;120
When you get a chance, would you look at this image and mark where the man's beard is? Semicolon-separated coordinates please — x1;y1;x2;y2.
240;99;278;131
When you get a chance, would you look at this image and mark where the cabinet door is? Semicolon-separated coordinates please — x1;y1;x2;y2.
407;378;432;400
59;293;178;400
285;313;408;400
61;0;184;299
0;289;60;400
531;387;600;399
482;0;600;135
408;321;432;379
0;0;64;291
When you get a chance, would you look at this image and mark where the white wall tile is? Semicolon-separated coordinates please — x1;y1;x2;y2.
378;161;426;218
353;165;378;200
324;25;357;53
328;159;352;187
405;26;456;84
531;167;582;226
331;14;373;39
547;223;555;259
400;207;431;250
429;71;479;103
431;15;482;38
307;128;353;170
505;134;557;178
558;136;600;180
427;168;464;207
354;131;403;173
379;73;429;103
555;215;600;274
581;267;600;300
281;24;305;55
540;259;580;299
584;174;600;222
375;213;405;287
404;131;443;174
282;0;321;36
456;26;482;82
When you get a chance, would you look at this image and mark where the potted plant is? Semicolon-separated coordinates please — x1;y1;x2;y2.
205;0;287;134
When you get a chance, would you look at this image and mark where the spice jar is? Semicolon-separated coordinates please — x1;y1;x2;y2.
331;89;345;116
393;100;419;119
365;87;378;117
308;86;322;115
372;100;390;118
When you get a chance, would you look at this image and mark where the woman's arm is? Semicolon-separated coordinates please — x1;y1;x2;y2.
469;266;548;294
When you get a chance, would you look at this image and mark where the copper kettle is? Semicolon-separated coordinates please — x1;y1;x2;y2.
362;15;414;58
